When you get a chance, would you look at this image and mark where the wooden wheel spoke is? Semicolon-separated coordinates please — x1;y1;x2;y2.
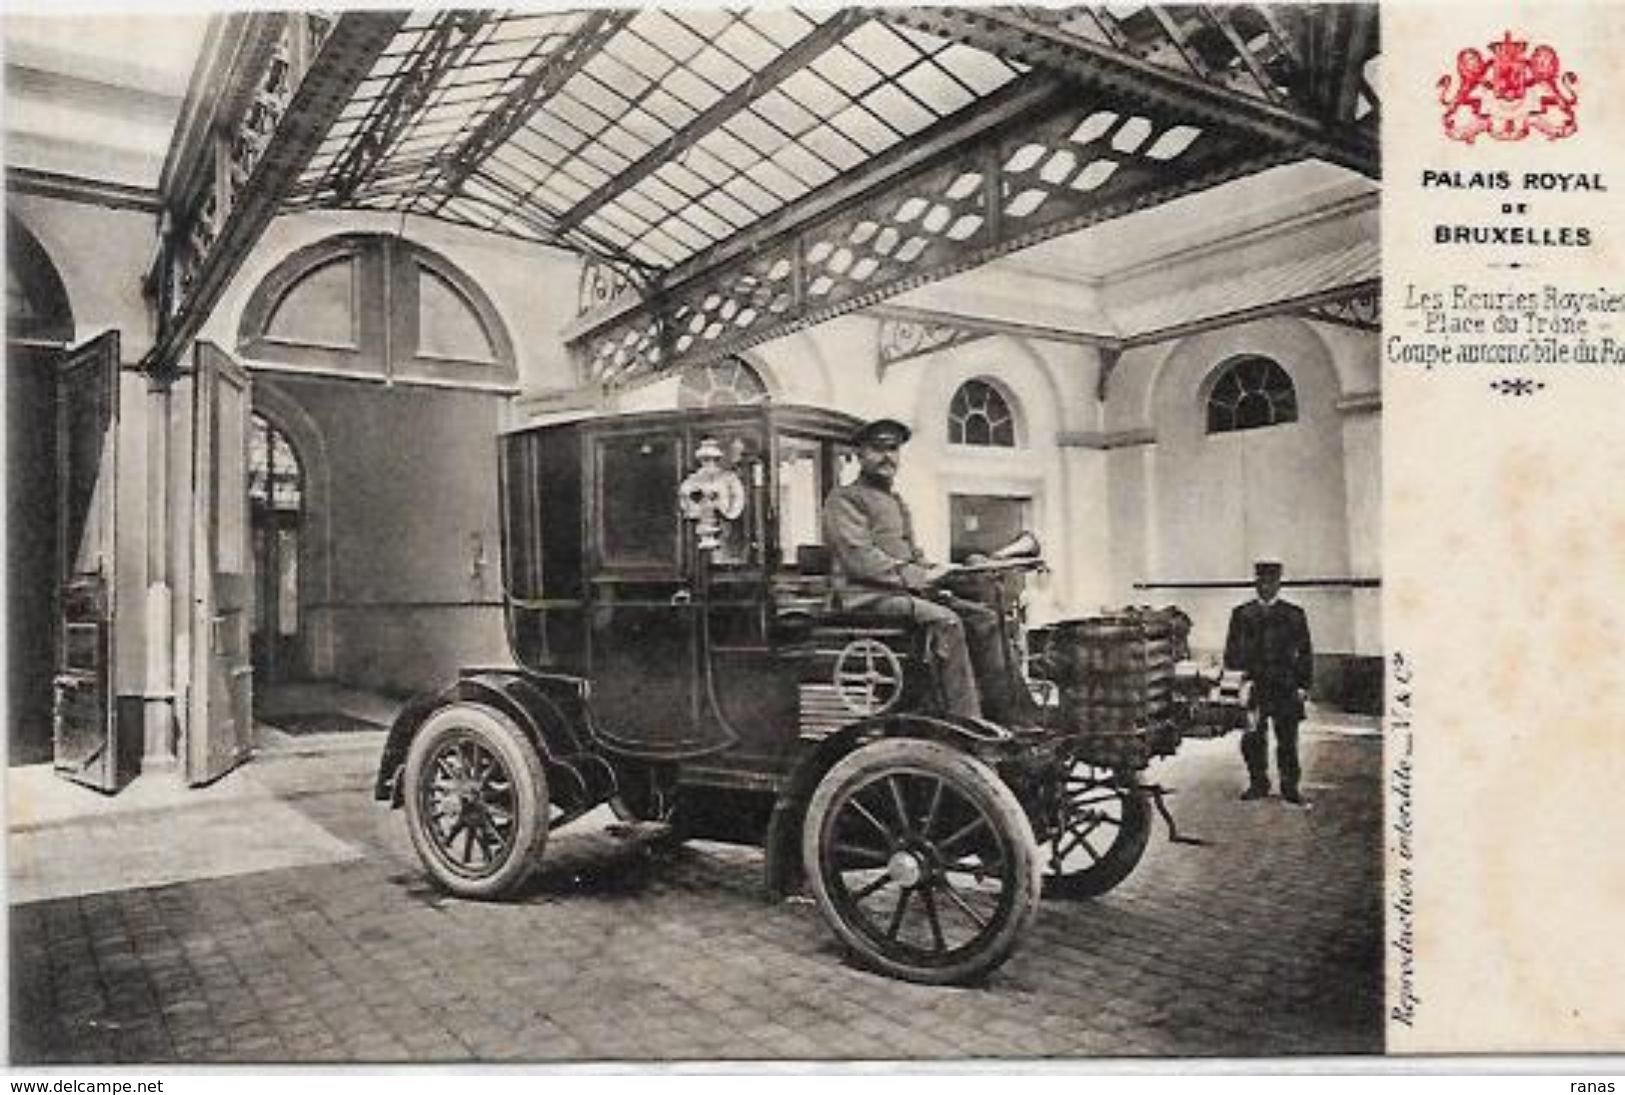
886;775;913;835
939;813;988;855
920;886;947;954
885;888;912;941
848;872;894;903
937;880;990;931
833;841;889;867
847;797;895;843
919;778;945;840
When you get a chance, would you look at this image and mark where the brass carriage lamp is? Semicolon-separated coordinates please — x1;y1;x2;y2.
678;436;746;552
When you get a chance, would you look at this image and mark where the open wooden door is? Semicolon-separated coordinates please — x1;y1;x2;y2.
52;331;127;790
187;342;254;785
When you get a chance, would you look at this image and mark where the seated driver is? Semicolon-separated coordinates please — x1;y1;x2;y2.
822;417;1030;724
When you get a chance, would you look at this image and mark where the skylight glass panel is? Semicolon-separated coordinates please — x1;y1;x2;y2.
619;107;673;147
534;176;588;209
578;140;632;178
861;83;934;134
898;62;976;115
583;53;651;100
548;93;610;138
801;126;866;171
642;88;700;130
713;20;778;69
672;9;732;41
661;217;711;254
637;175;687;212
689;46;751;93
619;188;668;226
607;34;676;83
810;47;883;97
770;143;837;188
655;161;709;199
661;66;723;114
726;175;781;218
749;9;815;50
726;112;786;157
707;190;755;229
845;21;922;76
567;72;631;117
599;125;653;161
677;203;732;240
745;159;808;203
935;44;1022;95
780;69;843;114
696;128;755;170
684;146;734;187
753;89;818;135
636;11;707;63
829;103;897;154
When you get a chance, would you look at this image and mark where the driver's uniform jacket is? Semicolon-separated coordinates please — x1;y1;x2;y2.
821;475;1009;721
822;477;935;593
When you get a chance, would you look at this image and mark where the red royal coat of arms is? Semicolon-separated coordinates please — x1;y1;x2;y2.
1439;31;1579;143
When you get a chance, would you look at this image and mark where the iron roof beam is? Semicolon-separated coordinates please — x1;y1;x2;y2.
315;11;489;205
143;12;406;375
425;9;635;211
875;7;1378;178
552;10;866;236
570;81;1294;386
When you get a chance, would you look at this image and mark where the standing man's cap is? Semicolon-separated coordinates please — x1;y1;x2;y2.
1254;555;1285;574
851;418;912;448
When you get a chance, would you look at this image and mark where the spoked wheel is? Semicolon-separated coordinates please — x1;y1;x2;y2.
403;703;549;899
803;738;1040;985
1041;764;1152;899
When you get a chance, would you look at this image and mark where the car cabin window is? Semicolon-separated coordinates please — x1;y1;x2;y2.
598;432;681;571
778;436;823;560
701;427;764;569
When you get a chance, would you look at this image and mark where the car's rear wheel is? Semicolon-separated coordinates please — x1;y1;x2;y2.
803;738;1040;985
403;703;549;899
1041;765;1152;899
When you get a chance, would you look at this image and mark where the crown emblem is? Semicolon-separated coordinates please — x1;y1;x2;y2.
1439;31;1579;143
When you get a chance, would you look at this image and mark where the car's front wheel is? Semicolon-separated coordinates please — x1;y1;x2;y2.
403;703;549;899
803;738;1040;985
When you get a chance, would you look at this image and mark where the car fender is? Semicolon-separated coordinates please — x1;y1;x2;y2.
374;670;614;814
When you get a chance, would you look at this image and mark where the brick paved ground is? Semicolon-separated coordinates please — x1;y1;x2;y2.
10;727;1382;1064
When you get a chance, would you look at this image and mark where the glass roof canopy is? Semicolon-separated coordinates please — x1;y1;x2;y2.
292;10;1027;271
230;5;1377;386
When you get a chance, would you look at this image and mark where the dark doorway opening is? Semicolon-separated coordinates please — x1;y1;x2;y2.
248;411;304;687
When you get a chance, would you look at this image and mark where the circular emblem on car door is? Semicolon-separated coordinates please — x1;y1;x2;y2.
833;638;904;716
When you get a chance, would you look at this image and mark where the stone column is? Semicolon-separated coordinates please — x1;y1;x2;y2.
141;375;178;775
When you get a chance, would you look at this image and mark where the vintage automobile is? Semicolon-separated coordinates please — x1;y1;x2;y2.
375;403;1250;984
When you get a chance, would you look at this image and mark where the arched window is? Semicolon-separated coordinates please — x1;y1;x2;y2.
677;357;769;408
948;378;1017;447
1205;356;1298;434
239;233;516;389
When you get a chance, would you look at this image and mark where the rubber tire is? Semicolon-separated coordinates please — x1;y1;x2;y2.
403;702;549;900
1042;770;1153;900
802;738;1041;985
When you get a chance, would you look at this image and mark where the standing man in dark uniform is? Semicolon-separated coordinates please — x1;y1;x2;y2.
1224;557;1315;805
822;418;1026;723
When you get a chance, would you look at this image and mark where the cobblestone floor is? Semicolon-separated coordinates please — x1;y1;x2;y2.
10;727;1382;1064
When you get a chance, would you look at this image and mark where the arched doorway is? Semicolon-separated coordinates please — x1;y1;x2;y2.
248;411;305;685
7;216;75;764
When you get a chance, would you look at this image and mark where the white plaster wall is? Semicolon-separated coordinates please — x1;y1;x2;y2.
8;193;156;357
1103;316;1379;657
